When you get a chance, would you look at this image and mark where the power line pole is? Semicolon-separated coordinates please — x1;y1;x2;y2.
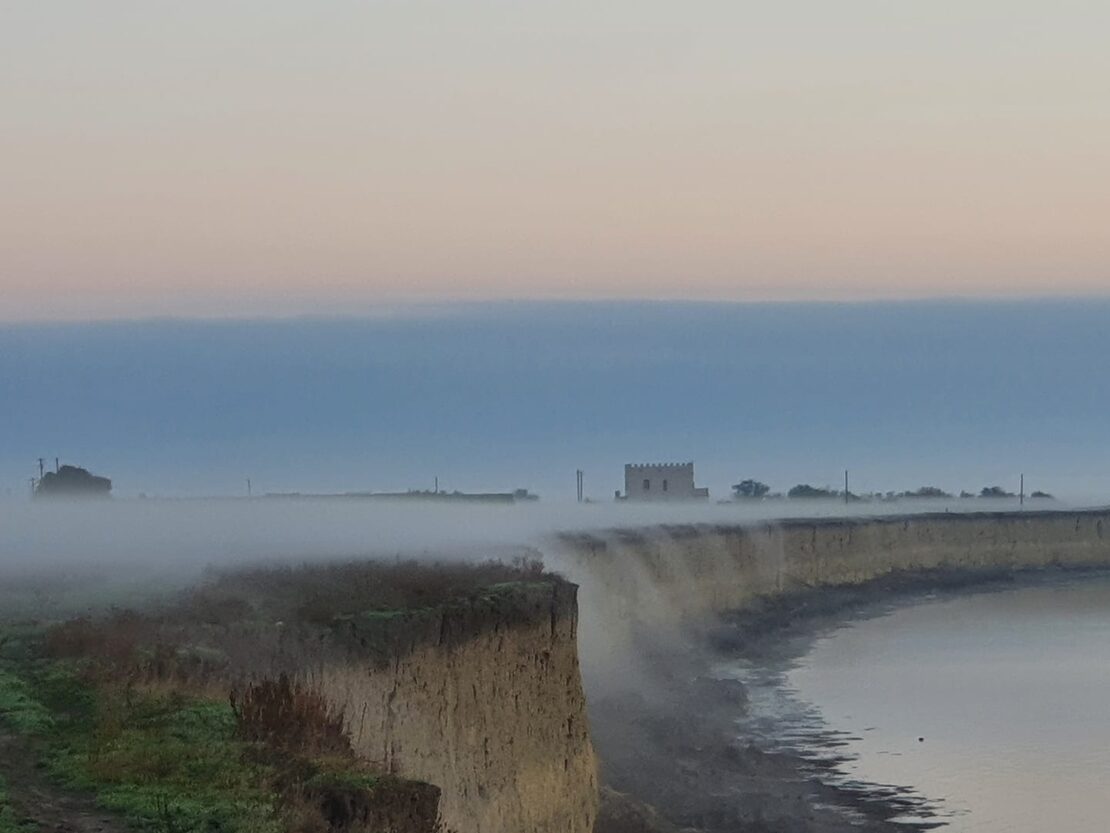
1020;473;1024;508
576;469;584;503
37;458;45;479
247;478;252;498
844;470;850;505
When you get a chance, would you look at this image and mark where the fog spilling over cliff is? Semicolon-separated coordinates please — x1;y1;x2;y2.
7;496;1110;831
3;495;1098;573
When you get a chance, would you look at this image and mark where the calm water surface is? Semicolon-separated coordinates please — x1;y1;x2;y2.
789;576;1110;832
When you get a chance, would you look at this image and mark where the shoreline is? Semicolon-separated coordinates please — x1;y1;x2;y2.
592;563;1110;832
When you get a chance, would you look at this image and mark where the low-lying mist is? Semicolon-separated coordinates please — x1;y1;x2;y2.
0;495;1099;619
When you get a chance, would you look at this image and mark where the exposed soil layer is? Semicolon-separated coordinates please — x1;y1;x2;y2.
592;565;1106;833
304;777;441;833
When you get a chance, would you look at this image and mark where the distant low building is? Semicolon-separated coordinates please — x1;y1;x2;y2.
620;462;708;502
262;488;539;504
35;465;112;498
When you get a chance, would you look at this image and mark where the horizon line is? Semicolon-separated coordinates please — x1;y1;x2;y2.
4;292;1110;327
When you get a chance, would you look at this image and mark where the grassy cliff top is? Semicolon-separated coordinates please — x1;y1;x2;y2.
176;554;559;627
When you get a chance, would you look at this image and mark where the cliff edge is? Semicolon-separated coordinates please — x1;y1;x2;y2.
315;580;599;833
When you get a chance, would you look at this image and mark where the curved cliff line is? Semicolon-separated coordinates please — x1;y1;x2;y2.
286;509;1110;833
557;509;1110;678
548;508;1110;833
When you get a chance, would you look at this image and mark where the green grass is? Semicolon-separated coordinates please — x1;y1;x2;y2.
0;634;398;833
0;668;55;734
0;594;441;833
481;580;555;596
45;687;282;833
0;775;31;833
0;638;283;833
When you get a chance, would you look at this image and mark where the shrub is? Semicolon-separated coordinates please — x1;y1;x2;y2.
230;675;350;759
787;484;839;499
45;612;150;665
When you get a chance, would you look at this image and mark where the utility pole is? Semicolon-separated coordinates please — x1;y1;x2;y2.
844;470;850;505
576;469;584;503
247;478;252;498
1020;474;1025;508
29;477;37;497
54;457;59;474
37;458;45;479
434;476;439;494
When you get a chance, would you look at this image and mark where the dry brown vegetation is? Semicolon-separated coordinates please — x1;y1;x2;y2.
231;673;350;758
43;554;552;682
184;553;548;626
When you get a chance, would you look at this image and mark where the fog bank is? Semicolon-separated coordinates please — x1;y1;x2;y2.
4;300;1109;502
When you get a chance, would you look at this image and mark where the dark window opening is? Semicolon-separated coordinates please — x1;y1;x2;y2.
663;479;669;492
643;479;651;491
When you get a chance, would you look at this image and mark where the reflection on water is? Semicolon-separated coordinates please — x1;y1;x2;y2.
788;575;1110;832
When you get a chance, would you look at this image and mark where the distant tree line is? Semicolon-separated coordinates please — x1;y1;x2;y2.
731;479;1054;502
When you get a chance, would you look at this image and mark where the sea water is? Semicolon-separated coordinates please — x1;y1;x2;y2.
789;575;1110;832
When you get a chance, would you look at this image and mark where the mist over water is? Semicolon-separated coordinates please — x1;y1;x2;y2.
787;576;1110;832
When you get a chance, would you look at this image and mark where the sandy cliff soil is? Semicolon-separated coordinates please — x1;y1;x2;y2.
313;581;598;833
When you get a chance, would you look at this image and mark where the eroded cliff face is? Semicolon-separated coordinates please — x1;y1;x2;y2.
556;510;1110;684
267;511;1110;833
314;581;598;833
546;509;1110;833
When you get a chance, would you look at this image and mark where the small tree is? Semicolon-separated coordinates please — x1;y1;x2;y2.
732;479;771;500
788;484;838;499
980;486;1016;498
901;486;953;499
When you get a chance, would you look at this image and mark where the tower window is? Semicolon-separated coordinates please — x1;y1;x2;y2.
663;479;668;492
643;479;650;491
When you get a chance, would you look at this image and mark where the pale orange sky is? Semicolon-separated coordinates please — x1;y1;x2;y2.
2;1;1109;320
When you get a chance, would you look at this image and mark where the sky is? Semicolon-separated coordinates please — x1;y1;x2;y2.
3;300;1109;502
3;2;1109;320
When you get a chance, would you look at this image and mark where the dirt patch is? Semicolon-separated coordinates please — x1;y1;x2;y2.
0;729;129;833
